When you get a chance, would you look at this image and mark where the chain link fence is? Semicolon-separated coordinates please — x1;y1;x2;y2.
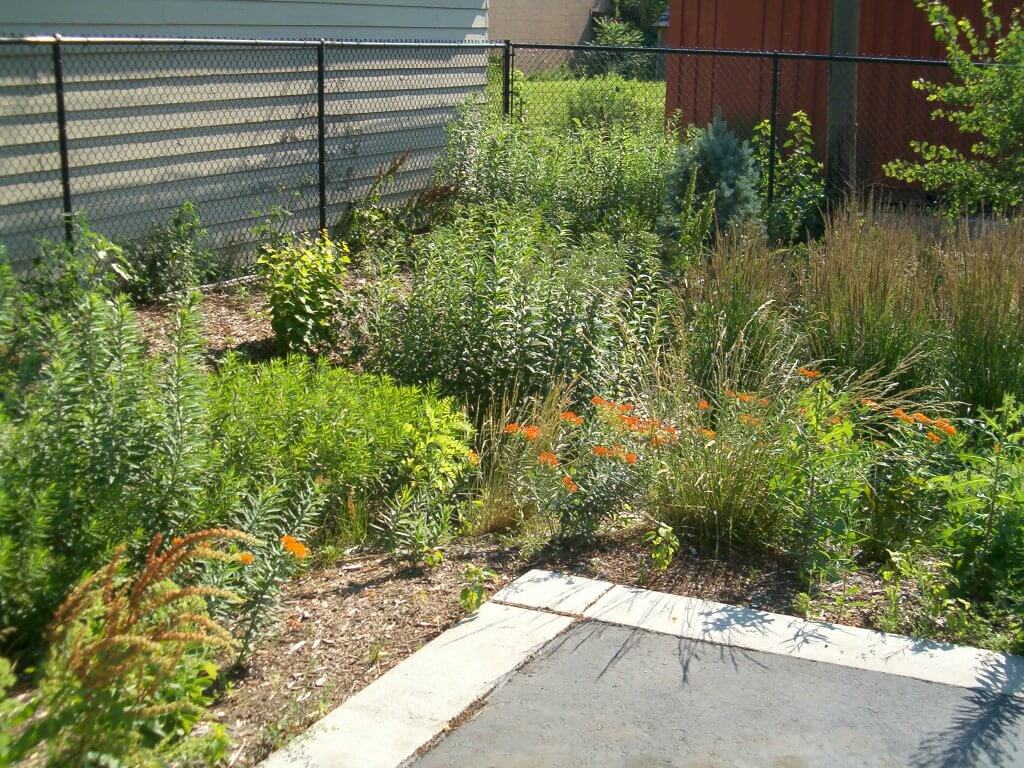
507;43;958;199
1;36;965;277
0;36;501;275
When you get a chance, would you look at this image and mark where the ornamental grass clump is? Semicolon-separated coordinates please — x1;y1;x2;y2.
803;208;942;391
936;220;1024;411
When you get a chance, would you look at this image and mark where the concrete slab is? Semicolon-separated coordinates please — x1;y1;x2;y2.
492;568;613;615
412;620;1024;768
259;601;573;768
584;583;1024;697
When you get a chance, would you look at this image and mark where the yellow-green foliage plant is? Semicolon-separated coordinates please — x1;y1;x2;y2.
257;232;351;354
2;530;251;767
208;354;475;545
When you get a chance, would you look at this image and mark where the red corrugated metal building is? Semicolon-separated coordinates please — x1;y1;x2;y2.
665;0;1016;187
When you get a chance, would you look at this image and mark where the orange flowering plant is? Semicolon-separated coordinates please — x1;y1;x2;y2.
490;394;652;542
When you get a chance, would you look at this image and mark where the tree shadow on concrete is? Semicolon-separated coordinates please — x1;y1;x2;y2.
908;655;1024;768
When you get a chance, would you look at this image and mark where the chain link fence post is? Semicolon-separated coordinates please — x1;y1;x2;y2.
502;40;512;117
51;35;74;246
316;39;328;234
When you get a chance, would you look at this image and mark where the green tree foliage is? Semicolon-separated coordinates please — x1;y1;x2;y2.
884;1;1024;213
753;111;825;243
663;116;761;235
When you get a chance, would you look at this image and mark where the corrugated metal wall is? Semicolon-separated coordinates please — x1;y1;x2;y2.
0;0;489;42
665;0;1016;189
0;0;489;265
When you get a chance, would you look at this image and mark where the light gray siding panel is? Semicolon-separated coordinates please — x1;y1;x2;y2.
0;0;488;41
0;1;490;267
0;36;490;266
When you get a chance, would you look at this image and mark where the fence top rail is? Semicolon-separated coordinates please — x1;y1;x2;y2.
0;34;504;49
510;41;957;67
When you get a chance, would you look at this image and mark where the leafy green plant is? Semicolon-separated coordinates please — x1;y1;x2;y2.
373;204;668;409
656;164;716;273
438;106;677;236
208;354;474;545
459;564;498;614
565;74;663;131
3;531;245;767
0;293;212;657
753;111;825;243
23;217;131;315
125;202;214;303
664;116;761;235
929;396;1024;605
257;232;351;354
643;521;679;571
884;1;1024;213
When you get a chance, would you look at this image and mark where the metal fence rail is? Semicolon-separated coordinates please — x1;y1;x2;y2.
0;35;969;276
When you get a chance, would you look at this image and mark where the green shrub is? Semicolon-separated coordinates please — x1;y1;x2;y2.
2;532;240;767
21;217;130;316
753;111;825;243
929;396;1024;606
0;293;212;655
664;116;761;235
439;107;677;236
577;17;652;80
207;354;474;544
373;204;668;407
565;74;662;130
124;202;214;304
257;232;351;354
884;1;1024;213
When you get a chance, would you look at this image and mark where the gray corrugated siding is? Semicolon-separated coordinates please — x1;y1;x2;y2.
0;1;489;265
1;0;489;41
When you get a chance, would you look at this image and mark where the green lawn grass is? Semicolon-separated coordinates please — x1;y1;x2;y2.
517;78;667;130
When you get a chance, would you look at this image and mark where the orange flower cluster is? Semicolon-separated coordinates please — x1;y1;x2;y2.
891;409;957;442
798;367;822;379
592;444;639;464
238;552;255;566
592;395;635;413
505;423;542;441
467;449;480;467
739;413;762;427
724;389;769;407
892;408;916;425
561;475;579;493
860;398;881;410
697;427;716;440
697;399;710;411
281;535;310;560
561;411;584;426
538;451;559;468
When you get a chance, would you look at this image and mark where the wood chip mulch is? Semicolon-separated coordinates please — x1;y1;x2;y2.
134;283;275;365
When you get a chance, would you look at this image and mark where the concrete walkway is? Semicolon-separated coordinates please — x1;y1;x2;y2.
260;570;1024;768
